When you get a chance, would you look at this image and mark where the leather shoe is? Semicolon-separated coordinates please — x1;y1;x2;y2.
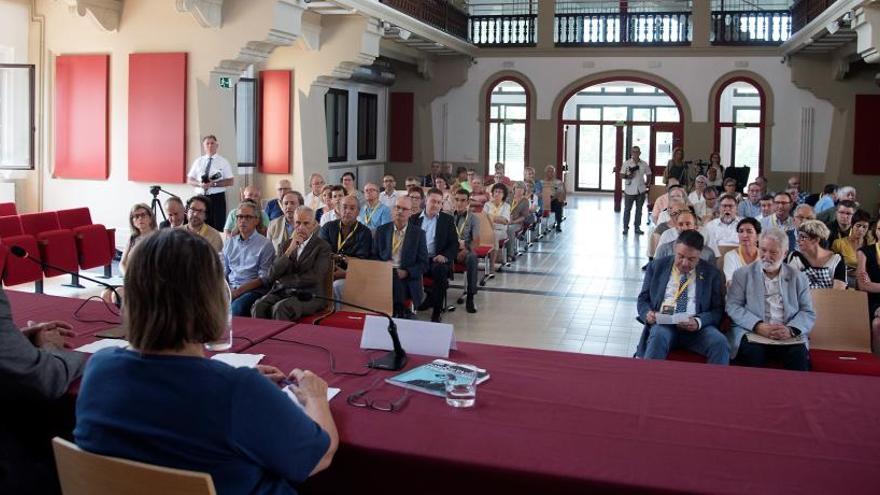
400;310;416;320
622;228;629;235
635;228;645;235
466;296;477;314
431;311;442;323
416;300;432;312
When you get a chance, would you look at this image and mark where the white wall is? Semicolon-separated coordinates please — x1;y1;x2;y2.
0;0;28;63
432;56;834;174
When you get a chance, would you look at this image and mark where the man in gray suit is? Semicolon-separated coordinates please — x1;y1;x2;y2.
726;227;816;370
636;230;729;364
452;189;480;313
0;288;85;494
253;206;332;321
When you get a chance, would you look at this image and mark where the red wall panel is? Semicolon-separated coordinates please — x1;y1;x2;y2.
388;92;414;163
853;94;880;175
259;70;291;174
128;52;187;183
54;54;109;180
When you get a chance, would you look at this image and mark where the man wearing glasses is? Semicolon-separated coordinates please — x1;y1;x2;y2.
704;193;741;256
304;173;326;211
373;196;429;319
761;192;796;253
222;203;275;316
264;179;292;221
183;195;223;252
617;146;651;236
452;189;480;313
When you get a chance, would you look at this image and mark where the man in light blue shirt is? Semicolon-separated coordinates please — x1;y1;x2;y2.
814;184;838;214
420;211;438;257
357;182;391;231
223;202;275;316
737;182;763;219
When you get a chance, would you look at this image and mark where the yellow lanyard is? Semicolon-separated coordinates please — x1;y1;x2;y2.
364;204;380;224
874;243;880;267
455;212;469;238
392;227;405;255
671;268;693;302
197;224;209;237
337;223;358;252
510;199;521;213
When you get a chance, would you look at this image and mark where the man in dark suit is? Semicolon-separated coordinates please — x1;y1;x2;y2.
374;196;429;319
421;161;442;188
319;195;373;303
413;188;459;322
0;289;85;494
636;230;729;365
452;189;480;313
252;207;332;321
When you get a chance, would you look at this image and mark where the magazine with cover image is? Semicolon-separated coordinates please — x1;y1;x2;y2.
385;359;490;397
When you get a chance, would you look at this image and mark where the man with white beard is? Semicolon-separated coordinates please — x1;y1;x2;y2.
725;228;816;371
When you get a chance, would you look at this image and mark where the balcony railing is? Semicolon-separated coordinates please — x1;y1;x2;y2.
711;10;792;45
470;14;537;46
554;11;692;46
790;0;837;32
379;0;469;40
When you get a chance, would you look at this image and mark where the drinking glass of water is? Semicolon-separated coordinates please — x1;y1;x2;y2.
206;281;234;351
445;371;477;408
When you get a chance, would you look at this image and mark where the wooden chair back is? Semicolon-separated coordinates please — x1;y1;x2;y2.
52;437;216;495
717;244;737;272
647;185;665;205
648;231;661;257
809;289;871;352
473;212;496;249
341;257;394;315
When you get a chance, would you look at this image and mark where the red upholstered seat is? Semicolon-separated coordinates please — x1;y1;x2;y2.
422;276;434;288
0;203;17;217
19;212;79;277
473;246;492;257
810;350;880;377
0;232;43;286
56;208;113;270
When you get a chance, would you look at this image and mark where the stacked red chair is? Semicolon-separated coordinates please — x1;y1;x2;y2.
19;212;82;287
0;215;44;292
0;203;17;216
57;208;115;278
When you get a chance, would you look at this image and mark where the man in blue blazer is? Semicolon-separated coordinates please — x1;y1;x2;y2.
636;230;730;365
373;196;429;319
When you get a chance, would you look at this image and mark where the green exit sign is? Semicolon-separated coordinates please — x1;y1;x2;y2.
218;77;232;89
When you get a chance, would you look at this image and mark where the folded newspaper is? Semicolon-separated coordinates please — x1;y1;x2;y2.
746;333;807;346
386;359;490;397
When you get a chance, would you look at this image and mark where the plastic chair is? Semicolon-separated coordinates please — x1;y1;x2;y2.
52;437;216;495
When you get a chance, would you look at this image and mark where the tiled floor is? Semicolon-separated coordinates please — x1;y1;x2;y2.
12;194;649;357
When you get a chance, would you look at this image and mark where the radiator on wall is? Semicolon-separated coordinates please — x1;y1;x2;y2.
799;106;815;191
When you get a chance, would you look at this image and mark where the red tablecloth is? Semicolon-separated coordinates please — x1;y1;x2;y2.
251;324;880;495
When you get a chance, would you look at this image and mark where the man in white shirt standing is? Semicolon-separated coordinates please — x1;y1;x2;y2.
187;135;234;231
703;193;741;256
617;146;651;236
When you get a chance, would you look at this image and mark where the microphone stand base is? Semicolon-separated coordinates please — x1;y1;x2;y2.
368;351;407;371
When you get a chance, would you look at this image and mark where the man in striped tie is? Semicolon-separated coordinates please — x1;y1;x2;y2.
635;230;730;365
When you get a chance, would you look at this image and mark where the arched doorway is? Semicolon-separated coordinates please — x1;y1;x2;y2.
485;77;531;181
557;78;684;211
714;77;766;185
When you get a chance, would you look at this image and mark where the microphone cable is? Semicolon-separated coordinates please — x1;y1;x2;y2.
72;295;122;325
268;323;371;377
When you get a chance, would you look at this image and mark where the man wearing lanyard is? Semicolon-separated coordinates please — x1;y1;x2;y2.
358;182;391;232
635;230;729;365
182;195;223;252
761;192;796;253
412;189;458;323
318;195;372;305
187;135;234;231
452;189;480;313
617;146;651;236
373;196;428;319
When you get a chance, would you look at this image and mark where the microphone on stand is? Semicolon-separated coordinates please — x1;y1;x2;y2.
286;288;407;371
9;245;124;309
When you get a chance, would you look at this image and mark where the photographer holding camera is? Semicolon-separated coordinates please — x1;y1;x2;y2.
187;135;234;231
617;146;652;235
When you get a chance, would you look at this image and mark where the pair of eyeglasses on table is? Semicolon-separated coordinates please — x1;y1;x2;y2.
346;376;409;412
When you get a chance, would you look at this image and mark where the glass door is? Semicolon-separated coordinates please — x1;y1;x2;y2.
650;123;682;185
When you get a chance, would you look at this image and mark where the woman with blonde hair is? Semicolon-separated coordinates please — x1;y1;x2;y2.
787;219;846;289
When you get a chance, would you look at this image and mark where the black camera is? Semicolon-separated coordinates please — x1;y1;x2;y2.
149;185;161;197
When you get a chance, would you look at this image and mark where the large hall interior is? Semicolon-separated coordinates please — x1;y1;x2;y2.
1;1;880;494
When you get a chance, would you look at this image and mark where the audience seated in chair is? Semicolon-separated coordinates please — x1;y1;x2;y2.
266;190;304;256
468;176;489;211
541;165;565;232
319;195;372;307
635;230;729;365
357;182;391;232
158;196;186;229
832;209;870;284
75;228;337;494
696;186;718;223
737;182;763;219
105;203;157;305
223;186;270;238
319;185;346;227
304;173;326;211
452;189;480;314
506;182;531;262
182;195;223;252
703;193;741;256
654;184;687;226
721;177;741;203
340;172;363;206
253;207;332;321
788;220;846;290
760;191;796;250
413;188;459;322
855;220;880;355
824;199;857;244
817;186;857;224
373;196;429;319
264;179;293;222
654;210;716;264
722;217;761;286
726;227;816;371
222;202;275;316
422;161;442;188
650;178;681;224
484;183;511;272
379;174;401;210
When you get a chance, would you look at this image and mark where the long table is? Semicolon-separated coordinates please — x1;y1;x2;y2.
252;324;880;495
9;291;880;494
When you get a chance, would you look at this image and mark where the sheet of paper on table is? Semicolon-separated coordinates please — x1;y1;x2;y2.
75;339;130;354
655;313;692;325
746;333;807;346
283;387;341;410
211;353;265;368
